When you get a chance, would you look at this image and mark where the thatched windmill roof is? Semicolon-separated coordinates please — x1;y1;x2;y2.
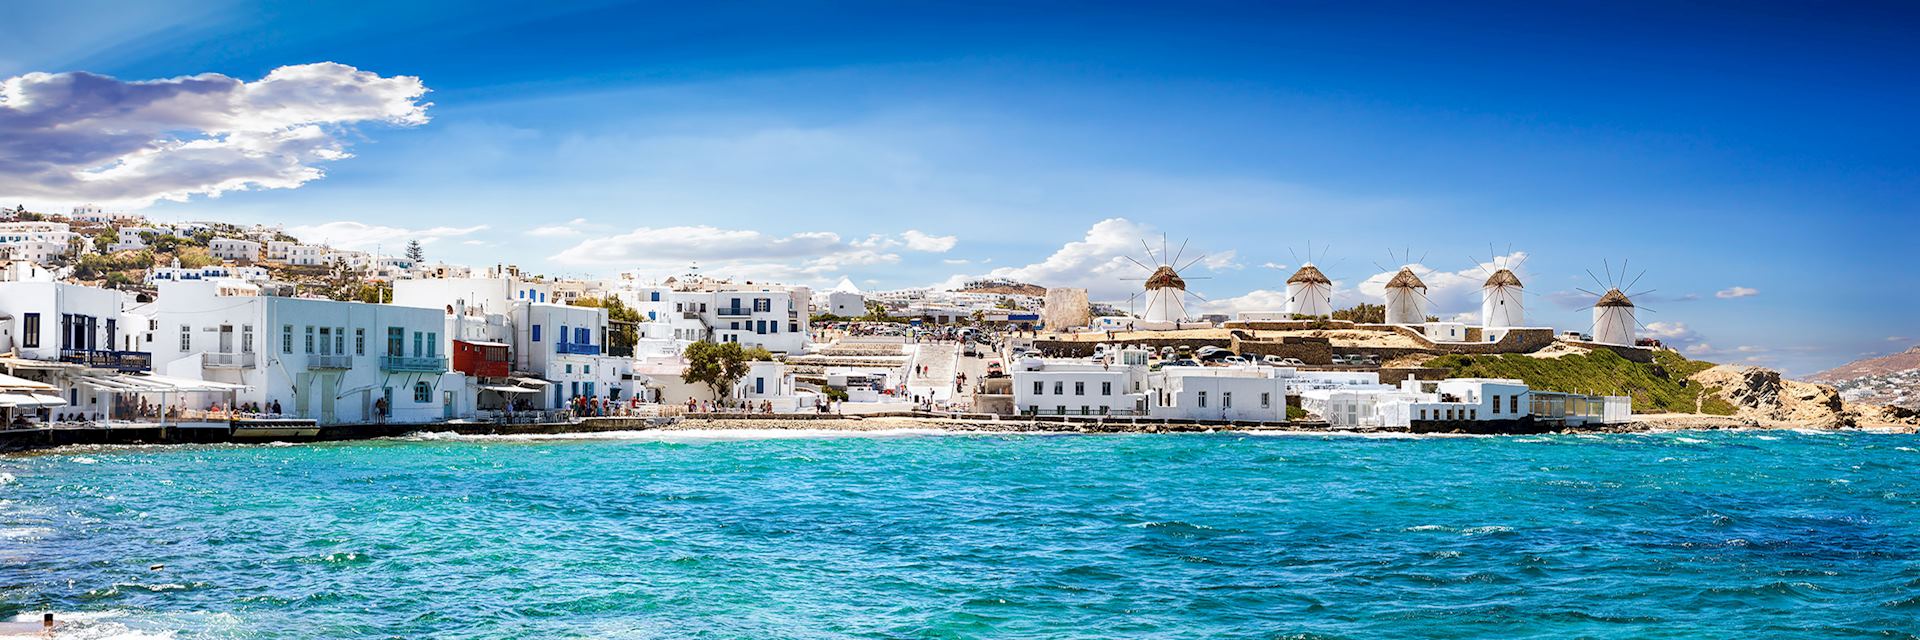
1287;264;1331;285
1386;267;1426;290
1595;288;1635;308
1483;268;1523;288
1145;265;1186;290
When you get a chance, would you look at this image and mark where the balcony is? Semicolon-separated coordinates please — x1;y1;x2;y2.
556;342;601;356
715;306;752;317
310;354;353;369
203;352;256;369
61;349;152;372
380;355;448;372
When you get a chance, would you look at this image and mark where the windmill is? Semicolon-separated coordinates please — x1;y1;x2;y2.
1285;243;1335;318
1470;247;1527;329
1119;234;1210;325
1374;248;1431;325
1578;259;1656;346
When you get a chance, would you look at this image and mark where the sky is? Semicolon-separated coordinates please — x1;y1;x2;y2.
2;0;1915;375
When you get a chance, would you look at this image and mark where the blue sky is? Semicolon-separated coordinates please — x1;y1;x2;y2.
2;1;1914;375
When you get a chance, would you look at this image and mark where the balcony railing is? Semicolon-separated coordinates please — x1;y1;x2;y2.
61;349;152;372
203;352;256;369
380;355;448;372
556;342;601;356
715;306;752;316
310;354;353;369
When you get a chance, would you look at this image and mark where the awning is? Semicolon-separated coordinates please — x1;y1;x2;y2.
0;391;64;408
511;377;554;388
74;373;250;393
480;385;540;394
0;372;56;391
462;341;510;348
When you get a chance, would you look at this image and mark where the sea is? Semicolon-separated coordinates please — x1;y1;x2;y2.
3;429;1918;639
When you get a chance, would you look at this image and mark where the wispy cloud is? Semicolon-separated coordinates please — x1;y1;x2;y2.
1715;286;1759;299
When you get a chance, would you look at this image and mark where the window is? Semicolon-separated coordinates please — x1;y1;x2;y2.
1420;409;1427;420
413;381;431;403
427;333;437;357
1102;382;1112;395
1261;392;1271;408
179;325;191;351
1198;391;1208;408
335;327;345;356
1469;409;1477;420
576;327;588;344
558;325;569;344
387;327;404;357
1511;395;1520;414
565;364;573;374
318;327;332;355
355;329;365;355
1057;405;1066;415
413;331;424;357
21;313;37;348
1080;406;1090;415
531;325;542;342
1491;395;1501;415
282;325;293;353
1074;381;1085;395
1223;392;1233;409
650;292;660;302
1053;381;1063;395
754;298;771;312
1033;381;1044;395
242;325;254;353
304;326;314;354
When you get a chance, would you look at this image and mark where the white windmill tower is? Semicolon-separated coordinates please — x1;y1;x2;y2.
1581;260;1655;346
1283;245;1334;318
1122;235;1211;326
1378;249;1429;325
1477;250;1527;329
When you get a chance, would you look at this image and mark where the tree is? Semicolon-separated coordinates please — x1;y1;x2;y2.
405;239;424;263
681;340;770;401
570;296;641;353
1331;303;1385;324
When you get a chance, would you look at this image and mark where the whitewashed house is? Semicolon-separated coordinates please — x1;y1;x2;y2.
1011;349;1152;416
1147;366;1292;422
147;280;456;424
209;238;263;261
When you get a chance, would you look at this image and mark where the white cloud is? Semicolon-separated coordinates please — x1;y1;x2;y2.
939;218;1231;300
528;225;582;238
853;230;958;253
1260;262;1290;270
286;221;487;251
0;62;430;208
900;230;957;253
1715;286;1759;299
550;224;900;283
942;258;971;265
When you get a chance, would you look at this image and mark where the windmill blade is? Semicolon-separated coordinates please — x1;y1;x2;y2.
1140;239;1158;265
1121;254;1155;273
1574;287;1603;298
1372;260;1389;273
1180;276;1214;280
1468;256;1492;275
1288;246;1301;264
1637;304;1660;314
1617;258;1630;289
1624;269;1648;292
1584;268;1608;289
1417;249;1428;265
1603;259;1615;288
1625;288;1657;299
1177;253;1209;273
1169;238;1189;269
1161;233;1168;268
1185;290;1210;303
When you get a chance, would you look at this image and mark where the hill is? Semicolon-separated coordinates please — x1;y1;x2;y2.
1806;345;1920;410
1424;349;1736;415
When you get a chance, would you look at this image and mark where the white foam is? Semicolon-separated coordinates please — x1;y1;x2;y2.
392;428;995;443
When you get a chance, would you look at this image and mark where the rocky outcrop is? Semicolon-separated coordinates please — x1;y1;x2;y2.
1689;364;1917;428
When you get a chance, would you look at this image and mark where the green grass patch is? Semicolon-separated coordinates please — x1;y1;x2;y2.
1424;348;1736;415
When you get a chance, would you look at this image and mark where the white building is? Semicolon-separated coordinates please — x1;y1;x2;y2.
611;280;810;355
395;270;629;409
147;280;455;424
266;240;328;266
1011;350;1152;417
0;281;136;361
1383;267;1428;325
0;222;81;265
1298;376;1630;429
146;264;272;284
1147;366;1291;422
69;205;141;225
209;238;264;262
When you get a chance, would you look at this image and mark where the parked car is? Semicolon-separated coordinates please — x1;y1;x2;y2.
1221;355;1250;366
1279;357;1305;367
986;361;1005;378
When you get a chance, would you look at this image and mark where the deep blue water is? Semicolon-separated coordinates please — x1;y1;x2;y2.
3;429;1919;639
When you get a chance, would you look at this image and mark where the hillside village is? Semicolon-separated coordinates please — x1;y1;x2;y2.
0;202;1910;447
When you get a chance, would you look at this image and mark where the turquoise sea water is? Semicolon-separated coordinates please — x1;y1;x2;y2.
3;429;1919;639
